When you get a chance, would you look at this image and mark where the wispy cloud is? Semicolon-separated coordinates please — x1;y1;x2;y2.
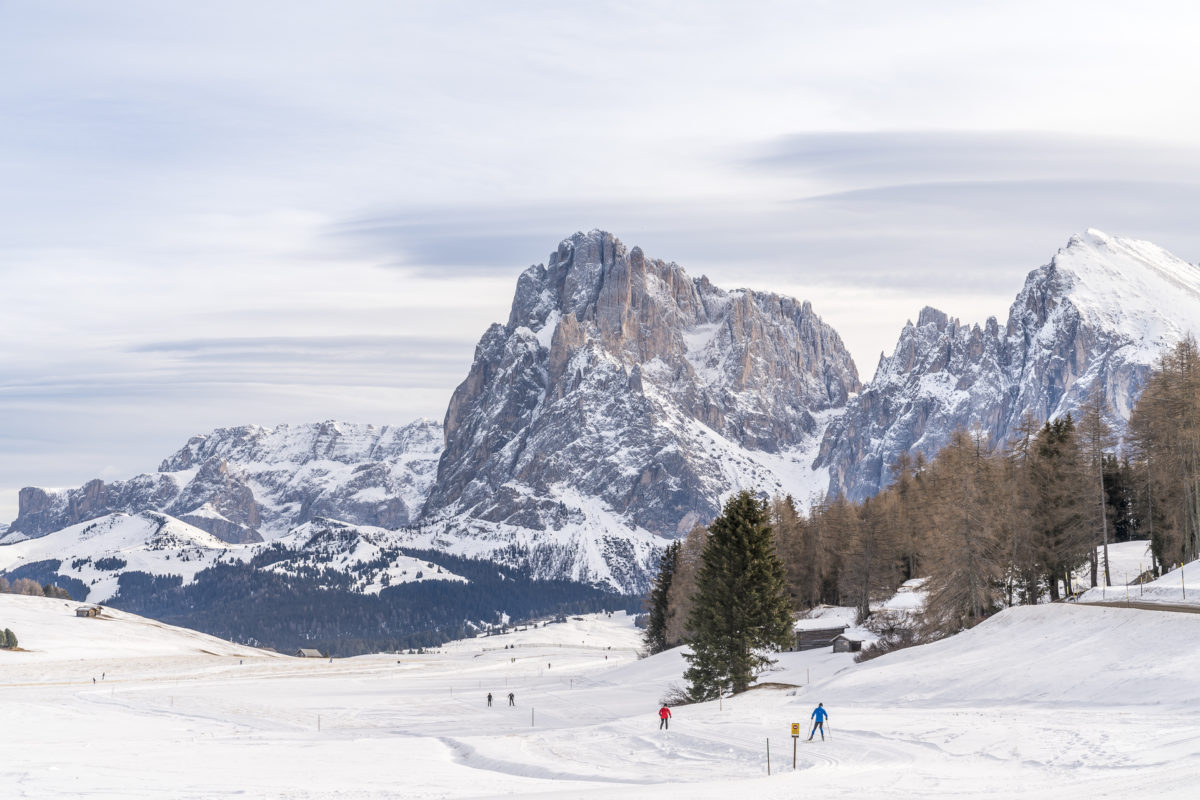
3;3;1200;520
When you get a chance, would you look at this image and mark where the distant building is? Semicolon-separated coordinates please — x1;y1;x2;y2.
75;605;102;618
832;634;862;653
794;625;847;651
295;648;324;658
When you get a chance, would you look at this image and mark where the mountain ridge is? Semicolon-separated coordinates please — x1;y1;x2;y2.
5;227;1199;605
817;228;1200;499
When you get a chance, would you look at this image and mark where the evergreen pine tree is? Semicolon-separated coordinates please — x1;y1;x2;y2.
643;541;680;655
683;491;794;700
2;628;14;649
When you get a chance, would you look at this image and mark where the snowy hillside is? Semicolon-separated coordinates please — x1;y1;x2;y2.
1078;541;1200;608
821;603;1200;706
0;593;279;662
0;512;232;602
266;519;467;592
6;593;1200;798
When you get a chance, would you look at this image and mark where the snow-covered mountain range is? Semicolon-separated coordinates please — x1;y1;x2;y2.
0;511;466;604
5;420;442;543
3;228;1198;608
817;229;1200;499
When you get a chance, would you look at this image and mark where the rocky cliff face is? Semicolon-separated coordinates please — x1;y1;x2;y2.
419;230;859;588
4;420;443;543
11;228;1195;599
817;230;1200;500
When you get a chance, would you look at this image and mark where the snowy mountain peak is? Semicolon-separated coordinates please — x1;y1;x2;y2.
820;230;1200;500
424;230;858;590
1045;229;1200;351
916;306;951;329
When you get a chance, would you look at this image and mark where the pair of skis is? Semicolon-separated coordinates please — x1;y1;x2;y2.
803;723;831;742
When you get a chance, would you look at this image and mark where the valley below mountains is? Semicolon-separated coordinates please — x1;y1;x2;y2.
3;228;1198;652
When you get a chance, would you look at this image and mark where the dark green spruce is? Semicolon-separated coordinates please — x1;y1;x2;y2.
683;491;793;700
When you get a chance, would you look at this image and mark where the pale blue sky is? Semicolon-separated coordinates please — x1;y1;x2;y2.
3;1;1200;520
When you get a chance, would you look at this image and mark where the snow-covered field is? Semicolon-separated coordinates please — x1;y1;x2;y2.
1079;539;1200;608
3;592;1200;798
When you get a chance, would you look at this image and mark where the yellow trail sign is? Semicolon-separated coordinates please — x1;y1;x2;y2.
791;722;800;736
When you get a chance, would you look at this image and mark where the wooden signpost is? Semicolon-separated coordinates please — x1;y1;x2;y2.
792;722;800;768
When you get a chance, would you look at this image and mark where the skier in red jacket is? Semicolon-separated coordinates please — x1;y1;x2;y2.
659;705;672;730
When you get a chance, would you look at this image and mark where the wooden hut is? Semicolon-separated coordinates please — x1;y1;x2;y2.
832;634;862;653
794;625;847;651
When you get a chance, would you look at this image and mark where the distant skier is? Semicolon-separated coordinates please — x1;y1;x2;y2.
487;692;493;707
508;692;515;706
659;705;672;730
808;703;828;741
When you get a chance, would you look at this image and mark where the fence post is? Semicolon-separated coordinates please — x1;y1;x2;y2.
766;737;771;776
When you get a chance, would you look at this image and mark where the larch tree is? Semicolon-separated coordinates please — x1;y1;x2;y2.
770;495;805;608
1129;338;1200;567
838;494;899;625
800;496;853;607
664;523;708;647
683;491;793;700
1002;412;1042;605
1031;416;1091;599
1077;384;1116;587
888;452;928;581
643;541;680;655
921;428;1004;633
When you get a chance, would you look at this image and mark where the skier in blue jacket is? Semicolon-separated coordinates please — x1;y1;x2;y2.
808;703;828;741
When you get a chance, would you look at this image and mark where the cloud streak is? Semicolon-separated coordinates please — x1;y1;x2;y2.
3;3;1200;520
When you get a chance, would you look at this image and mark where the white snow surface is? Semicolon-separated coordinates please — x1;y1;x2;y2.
1079;540;1200;608
6;589;1200;798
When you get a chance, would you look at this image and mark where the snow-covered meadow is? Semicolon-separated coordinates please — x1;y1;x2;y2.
4;587;1200;799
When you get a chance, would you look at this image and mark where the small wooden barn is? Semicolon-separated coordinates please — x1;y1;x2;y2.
794;625;848;651
75;605;102;618
295;648;324;658
832;634;862;653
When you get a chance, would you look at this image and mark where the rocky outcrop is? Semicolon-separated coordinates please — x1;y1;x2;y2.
817;230;1200;500
5;420;443;543
425;230;860;556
